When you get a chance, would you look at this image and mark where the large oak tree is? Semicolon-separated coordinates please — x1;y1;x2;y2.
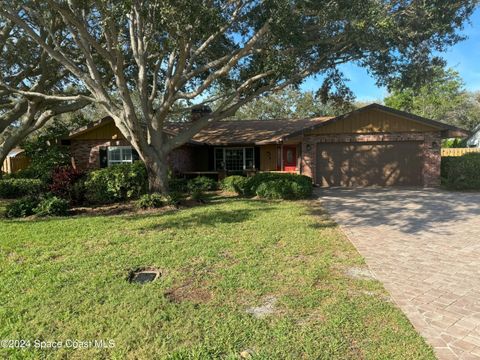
0;17;90;173
0;0;476;191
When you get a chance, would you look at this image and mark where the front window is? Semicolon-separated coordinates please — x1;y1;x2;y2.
214;147;255;171
108;146;133;166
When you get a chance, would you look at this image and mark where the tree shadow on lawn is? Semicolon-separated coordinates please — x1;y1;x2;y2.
128;198;277;232
0;197;278;230
307;201;339;229
315;188;480;235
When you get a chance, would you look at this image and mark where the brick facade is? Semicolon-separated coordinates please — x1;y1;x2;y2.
71;139;130;170
300;132;442;187
167;146;196;175
70;139;195;173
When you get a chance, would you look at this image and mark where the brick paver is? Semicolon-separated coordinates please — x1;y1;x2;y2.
317;188;480;360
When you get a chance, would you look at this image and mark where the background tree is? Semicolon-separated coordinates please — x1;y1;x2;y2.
0;0;476;191
229;86;353;120
384;67;480;130
18;111;92;182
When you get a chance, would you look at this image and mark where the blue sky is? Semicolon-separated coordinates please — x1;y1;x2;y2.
301;7;480;102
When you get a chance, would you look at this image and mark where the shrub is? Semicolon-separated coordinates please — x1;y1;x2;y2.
84;162;148;204
21;117;89;183
243;173;312;199
5;196;40;218
190;188;206;202
34;196;69;217
187;176;217;192
69;179;87;205
221;175;247;194
163;192;182;207
136;193;164;209
50;166;84;201
0;178;44;199
168;177;188;193
444;153;480;190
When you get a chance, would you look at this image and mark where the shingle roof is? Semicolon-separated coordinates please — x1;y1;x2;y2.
165;117;332;145
68;103;469;145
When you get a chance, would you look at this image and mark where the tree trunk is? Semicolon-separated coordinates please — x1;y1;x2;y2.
141;148;169;194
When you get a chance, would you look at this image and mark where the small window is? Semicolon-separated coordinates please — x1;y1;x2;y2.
225;148;244;171
286;149;293;163
108;146;133;166
214;147;255;171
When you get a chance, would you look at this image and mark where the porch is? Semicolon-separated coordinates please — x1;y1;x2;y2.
178;143;302;179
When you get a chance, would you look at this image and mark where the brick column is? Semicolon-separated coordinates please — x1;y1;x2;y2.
301;140;316;183
422;132;442;187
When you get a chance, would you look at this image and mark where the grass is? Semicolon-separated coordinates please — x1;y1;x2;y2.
0;197;434;359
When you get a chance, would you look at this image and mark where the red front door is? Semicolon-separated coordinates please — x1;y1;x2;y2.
283;146;297;172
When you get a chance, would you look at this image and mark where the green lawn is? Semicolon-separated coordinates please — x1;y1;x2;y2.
0;197;434;359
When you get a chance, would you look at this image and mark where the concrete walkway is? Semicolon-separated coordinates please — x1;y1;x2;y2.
317;188;480;360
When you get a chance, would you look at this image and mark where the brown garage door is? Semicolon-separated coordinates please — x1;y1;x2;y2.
316;141;423;187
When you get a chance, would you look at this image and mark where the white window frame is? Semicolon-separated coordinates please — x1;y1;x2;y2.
214;147;255;171
107;146;133;166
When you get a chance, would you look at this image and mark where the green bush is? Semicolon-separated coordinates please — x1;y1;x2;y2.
255;178;312;200
0;178;44;199
190;188;206;202
221;175;247;194
84;162;148;204
34;196;69;217
162;192;182;207
5;195;70;218
136;193;164;209
244;173;312;199
187;176;217;192
69;179;87;205
5;196;40;218
168;178;188;193
443;153;480;190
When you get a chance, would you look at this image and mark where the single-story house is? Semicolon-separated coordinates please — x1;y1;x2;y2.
65;104;467;187
466;124;480;148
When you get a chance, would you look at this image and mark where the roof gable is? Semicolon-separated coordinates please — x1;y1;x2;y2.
288;103;469;139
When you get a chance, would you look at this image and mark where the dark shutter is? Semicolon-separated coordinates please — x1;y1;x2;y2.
254;146;260;169
99;147;108;168
208;146;215;171
132;148;140;161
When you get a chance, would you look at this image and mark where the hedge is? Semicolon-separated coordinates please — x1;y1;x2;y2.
187;176;217;192
0;178;44;199
442;153;480;190
220;175;248;194
222;173;313;199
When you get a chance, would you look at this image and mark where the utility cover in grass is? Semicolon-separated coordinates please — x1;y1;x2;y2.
128;268;160;284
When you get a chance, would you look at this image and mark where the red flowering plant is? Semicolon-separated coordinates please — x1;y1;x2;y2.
49;166;85;203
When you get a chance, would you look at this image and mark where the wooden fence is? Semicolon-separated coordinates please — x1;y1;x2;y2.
441;148;480;157
1;156;30;174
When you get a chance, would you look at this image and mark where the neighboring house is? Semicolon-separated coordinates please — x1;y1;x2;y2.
1;148;30;174
65;104;467;187
466;124;480;147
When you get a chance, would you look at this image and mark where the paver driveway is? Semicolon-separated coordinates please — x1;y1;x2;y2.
317;188;480;360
